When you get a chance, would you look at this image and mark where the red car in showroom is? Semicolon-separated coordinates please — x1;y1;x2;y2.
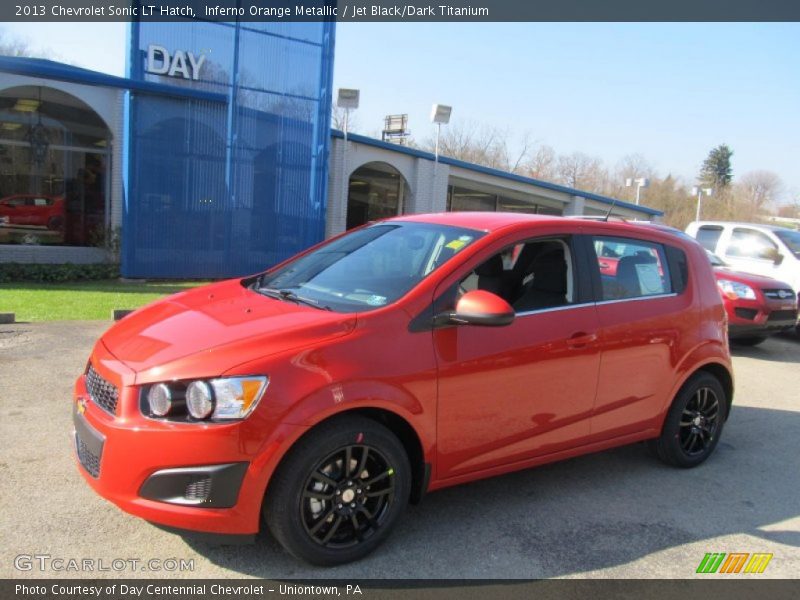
0;194;65;230
707;250;798;346
73;213;733;565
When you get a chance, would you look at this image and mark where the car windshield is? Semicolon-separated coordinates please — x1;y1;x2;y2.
706;250;726;266
255;222;483;313
774;229;800;257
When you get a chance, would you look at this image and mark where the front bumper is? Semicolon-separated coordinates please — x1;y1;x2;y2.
725;297;797;339
72;366;303;535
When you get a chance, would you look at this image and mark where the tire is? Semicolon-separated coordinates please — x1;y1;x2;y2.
264;415;411;566
647;372;728;468
47;215;64;231
731;336;767;347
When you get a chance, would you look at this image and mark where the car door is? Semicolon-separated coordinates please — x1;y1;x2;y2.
1;196;27;224
434;229;601;479
587;232;694;441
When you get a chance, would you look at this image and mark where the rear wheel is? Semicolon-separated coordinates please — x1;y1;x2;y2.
264;415;411;565
647;372;728;468
731;336;767;347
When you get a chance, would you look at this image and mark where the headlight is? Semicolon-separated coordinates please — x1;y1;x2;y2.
145;376;268;422
147;383;173;417
186;381;214;420
208;377;268;420
717;279;757;300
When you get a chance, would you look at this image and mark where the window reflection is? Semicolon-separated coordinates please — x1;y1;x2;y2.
0;86;110;246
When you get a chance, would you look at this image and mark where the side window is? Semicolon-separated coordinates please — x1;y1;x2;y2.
665;245;689;294
696;225;723;251
457;239;575;314
726;228;778;260
592;236;671;301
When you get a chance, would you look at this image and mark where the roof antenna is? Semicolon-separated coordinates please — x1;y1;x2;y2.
602;197;619;222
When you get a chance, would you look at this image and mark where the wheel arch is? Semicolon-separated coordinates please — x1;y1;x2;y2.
659;358;734;434
262;405;430;516
696;362;734;421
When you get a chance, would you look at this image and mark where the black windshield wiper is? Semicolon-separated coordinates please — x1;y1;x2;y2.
257;287;332;311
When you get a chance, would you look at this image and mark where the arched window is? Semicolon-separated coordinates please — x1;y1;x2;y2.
346;161;409;230
0;85;111;246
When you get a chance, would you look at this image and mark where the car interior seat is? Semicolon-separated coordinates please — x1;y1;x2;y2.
476;254;516;302
512;247;568;311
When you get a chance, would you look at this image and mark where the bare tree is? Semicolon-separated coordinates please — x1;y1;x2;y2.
331;104;359;133
0;29;64;63
0;30;34;57
417;121;532;173
524;144;557;181
556;151;606;191
606;153;655;200
738;170;783;216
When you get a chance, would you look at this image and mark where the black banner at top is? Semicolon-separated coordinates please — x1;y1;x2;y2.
2;0;800;22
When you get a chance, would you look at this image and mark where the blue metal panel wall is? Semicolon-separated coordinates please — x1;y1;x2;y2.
123;19;335;278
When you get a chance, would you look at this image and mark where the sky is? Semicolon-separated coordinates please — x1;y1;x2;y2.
3;21;799;200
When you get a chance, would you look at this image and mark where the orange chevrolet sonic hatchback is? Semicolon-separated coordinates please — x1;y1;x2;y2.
73;213;733;565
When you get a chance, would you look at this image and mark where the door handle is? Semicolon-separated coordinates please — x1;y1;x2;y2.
566;332;597;349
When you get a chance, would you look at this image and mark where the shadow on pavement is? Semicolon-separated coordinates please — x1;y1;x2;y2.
181;402;800;578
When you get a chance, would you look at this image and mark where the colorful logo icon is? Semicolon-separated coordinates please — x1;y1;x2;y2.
696;552;773;574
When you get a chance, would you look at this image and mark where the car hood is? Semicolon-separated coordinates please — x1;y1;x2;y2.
712;267;794;290
99;279;357;383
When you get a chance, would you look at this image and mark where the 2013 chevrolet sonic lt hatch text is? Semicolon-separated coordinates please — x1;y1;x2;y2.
73;213;733;565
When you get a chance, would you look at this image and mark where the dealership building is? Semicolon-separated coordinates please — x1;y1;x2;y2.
0;20;662;278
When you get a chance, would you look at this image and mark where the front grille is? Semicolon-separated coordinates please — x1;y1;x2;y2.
76;434;101;478
85;364;119;415
185;476;212;502
767;309;798;323
763;289;796;301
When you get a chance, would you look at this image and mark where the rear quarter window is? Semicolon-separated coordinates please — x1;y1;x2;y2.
591;236;673;301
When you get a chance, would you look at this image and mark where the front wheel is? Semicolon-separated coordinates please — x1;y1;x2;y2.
647;372;728;468
264;415;411;566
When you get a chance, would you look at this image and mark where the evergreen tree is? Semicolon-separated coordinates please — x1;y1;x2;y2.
699;144;734;189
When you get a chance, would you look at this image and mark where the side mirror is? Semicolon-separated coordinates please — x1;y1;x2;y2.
446;290;515;327
774;252;785;266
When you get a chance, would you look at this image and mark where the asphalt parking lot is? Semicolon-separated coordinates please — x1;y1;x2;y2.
1;321;798;579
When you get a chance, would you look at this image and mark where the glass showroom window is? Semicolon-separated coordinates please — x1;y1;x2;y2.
0;86;110;246
347;162;408;230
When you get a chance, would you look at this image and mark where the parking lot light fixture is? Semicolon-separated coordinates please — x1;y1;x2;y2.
337;88;360;142
625;177;650;205
430;104;452;162
692;186;713;221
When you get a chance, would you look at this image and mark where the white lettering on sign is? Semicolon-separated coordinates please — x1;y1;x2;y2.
146;45;206;81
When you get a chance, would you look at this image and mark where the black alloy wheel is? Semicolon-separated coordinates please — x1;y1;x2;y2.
264;415;411;565
678;385;721;457
647;371;728;468
300;444;396;548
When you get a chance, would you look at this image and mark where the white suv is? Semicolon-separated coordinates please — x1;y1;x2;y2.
686;221;800;298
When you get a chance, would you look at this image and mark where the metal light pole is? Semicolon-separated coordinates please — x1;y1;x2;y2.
336;89;359;229
692;186;713;221
625;177;650;205
430;104;452;163
430;104;452;209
